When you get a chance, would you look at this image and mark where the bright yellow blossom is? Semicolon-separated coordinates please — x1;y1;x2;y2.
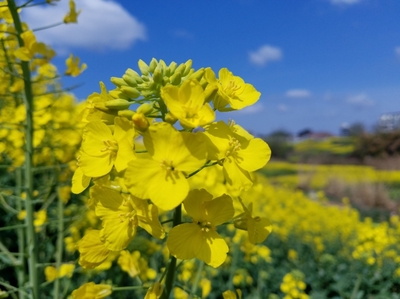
203;121;271;190
14;30;48;61
76;230;111;269
125;122;207;210
167;189;234;268
92;185;165;251
222;289;242;299
44;264;75;281
205;67;260;111
144;282;164;299
71;282;112;299
234;197;272;244
64;0;80;23
79;117;135;177
161;79;215;128
65;54;87;77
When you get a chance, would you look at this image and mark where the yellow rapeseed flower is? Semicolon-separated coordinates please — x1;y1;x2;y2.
71;282;112;299
79;117;136;177
167;189;234;268
63;0;80;23
92;185;164;251
76;230;111;269
125;122;207;210
161;79;215;128
234;197;272;244
65;54;87;77
203;121;270;190
205;68;260;111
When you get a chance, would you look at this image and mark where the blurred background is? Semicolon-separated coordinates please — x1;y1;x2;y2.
22;0;400;136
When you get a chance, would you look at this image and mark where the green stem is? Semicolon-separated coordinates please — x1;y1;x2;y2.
53;187;64;299
188;260;204;299
7;1;39;298
161;205;181;299
15;168;26;299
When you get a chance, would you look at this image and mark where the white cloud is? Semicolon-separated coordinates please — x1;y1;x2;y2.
249;45;282;66
22;0;146;52
277;104;288;112
285;89;311;98
347;93;374;107
395;47;400;57
237;103;264;114
330;0;362;5
172;29;194;40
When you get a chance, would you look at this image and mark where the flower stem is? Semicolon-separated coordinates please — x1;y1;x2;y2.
7;1;39;298
161;205;181;299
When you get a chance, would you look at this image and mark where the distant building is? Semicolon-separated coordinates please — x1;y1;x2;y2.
378;112;400;131
295;129;334;142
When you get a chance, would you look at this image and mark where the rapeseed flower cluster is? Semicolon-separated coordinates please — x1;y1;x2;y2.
71;58;272;295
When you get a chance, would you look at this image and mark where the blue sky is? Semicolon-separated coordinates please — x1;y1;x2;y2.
22;0;400;136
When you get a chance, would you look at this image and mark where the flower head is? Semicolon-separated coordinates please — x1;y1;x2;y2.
205;68;260;111
167;189;234;268
161;79;215;128
125;122;207;210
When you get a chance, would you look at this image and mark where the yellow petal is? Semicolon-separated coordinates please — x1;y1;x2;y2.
82;121;113;156
79;151;112;177
77;230;110;269
204;194;234;226
167;223;200;260
125;158;189;210
248;217;272;244
94;186;136;251
143;122;206;173
71;167;91;194
223;156;253;190
183;189;212;222
235;138;271;172
194;229;229;268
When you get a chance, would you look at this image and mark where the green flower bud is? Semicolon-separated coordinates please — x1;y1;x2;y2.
120;86;141;99
122;74;137;87
168;61;178;74
137;103;154;115
169;72;181;85
125;68;143;83
175;63;186;76
110;77;128;87
182;59;193;76
105;99;132;110
138;59;149;76
188;68;204;81
159;59;168;76
118;110;135;118
109;89;130;100
152;64;163;84
162;76;170;85
149;58;158;73
141;75;150;82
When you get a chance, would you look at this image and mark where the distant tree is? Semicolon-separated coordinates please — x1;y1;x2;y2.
341;122;365;137
262;129;294;160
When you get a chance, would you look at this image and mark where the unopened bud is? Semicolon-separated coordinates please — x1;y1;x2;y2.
132;112;149;131
152;64;163;84
164;112;177;125
138;59;150;76
118;110;135;118
137;103;154;115
170;72;181;85
125;68;143;83
188;68;204;81
168;61;177;74
149;58;158;73
204;84;218;103
182;59;193;76
175;63;186;76
104;99;132;110
120;86;141;99
110;77;127;87
122;74;138;87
